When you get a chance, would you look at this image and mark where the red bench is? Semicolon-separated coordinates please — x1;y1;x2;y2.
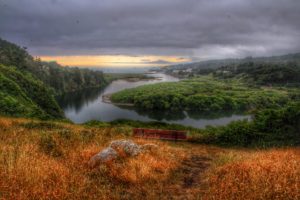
133;128;187;141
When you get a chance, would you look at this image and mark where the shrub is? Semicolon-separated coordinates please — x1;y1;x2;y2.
39;134;63;157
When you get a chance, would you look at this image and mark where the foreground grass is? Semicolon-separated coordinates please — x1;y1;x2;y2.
203;149;300;200
0;117;299;200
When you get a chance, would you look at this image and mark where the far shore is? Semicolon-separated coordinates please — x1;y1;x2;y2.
102;93;134;106
105;73;162;83
121;76;160;82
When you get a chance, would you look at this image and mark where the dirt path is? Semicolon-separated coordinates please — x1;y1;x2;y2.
163;148;215;200
181;155;212;189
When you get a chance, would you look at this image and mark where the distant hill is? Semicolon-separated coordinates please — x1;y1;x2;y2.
163;53;300;73
163;53;300;86
212;60;300;85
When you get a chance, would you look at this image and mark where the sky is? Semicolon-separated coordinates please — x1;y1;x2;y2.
0;0;300;68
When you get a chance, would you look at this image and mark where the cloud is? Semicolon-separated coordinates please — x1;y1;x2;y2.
0;0;299;61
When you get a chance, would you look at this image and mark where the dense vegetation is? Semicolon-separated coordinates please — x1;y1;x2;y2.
0;38;107;94
0;38;110;119
0;64;63;119
164;56;300;87
111;76;290;112
214;61;300;86
198;102;300;147
164;52;300;79
104;73;155;82
86;102;300;147
111;61;300;147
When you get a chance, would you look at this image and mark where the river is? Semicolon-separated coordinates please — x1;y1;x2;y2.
57;73;250;128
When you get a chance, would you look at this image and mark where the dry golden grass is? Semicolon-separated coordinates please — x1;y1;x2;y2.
203;148;300;200
0;117;188;199
0;117;299;200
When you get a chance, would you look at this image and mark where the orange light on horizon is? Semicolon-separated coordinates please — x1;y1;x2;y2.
39;55;190;67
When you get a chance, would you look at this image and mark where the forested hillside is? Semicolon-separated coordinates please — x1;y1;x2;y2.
164;53;300;84
0;38;107;94
0;38;108;119
214;62;300;86
0;64;63;119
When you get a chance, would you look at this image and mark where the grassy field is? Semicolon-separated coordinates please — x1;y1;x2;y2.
0;117;299;200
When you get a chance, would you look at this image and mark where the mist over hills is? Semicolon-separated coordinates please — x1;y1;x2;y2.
163;52;300;71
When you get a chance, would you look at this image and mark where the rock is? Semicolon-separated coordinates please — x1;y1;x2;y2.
89;140;160;168
110;139;134;149
88;147;118;168
141;144;159;153
110;140;141;156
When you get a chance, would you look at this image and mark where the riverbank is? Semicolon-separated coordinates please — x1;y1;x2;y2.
102;93;134;106
104;73;159;82
58;73;254;128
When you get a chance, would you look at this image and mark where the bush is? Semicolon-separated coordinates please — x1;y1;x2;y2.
201;103;300;147
39;134;63;157
111;77;289;113
21;121;63;130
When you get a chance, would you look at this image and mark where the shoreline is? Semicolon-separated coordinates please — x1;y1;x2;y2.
119;76;162;82
102;93;134;106
105;73;162;83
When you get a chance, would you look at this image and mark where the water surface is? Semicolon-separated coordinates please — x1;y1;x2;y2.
57;73;250;128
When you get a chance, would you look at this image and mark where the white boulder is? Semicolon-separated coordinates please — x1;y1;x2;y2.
110;140;141;156
88;147;118;168
89;140;160;168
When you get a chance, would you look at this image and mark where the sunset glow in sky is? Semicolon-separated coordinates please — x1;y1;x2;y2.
40;55;190;67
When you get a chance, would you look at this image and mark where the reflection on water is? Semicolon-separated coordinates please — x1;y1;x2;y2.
119;106;187;121
57;87;104;113
186;110;245;120
57;73;250;128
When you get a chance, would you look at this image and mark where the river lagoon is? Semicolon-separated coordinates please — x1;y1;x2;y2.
57;73;250;128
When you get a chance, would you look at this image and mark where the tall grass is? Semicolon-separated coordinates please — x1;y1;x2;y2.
0;117;186;199
0;117;299;199
203;148;300;200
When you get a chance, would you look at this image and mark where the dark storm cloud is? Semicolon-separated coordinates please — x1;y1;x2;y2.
0;0;299;59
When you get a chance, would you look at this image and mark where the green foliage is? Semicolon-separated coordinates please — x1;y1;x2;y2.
111;77;290;112
85;102;300;147
84;119;198;131
0;38;110;119
104;73;153;82
84;120;110;128
201;103;300;147
0;38;107;95
110;119;193;130
37;62;108;94
20;121;64;130
164;52;300;80
214;62;300;86
0;65;63;119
